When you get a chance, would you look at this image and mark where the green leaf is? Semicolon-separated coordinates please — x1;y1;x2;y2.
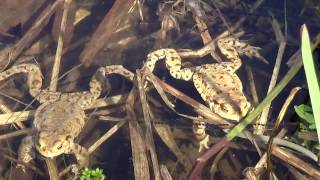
309;123;317;129
81;167;105;180
297;104;313;112
294;104;315;123
299;123;308;131
301;24;320;142
314;144;320;150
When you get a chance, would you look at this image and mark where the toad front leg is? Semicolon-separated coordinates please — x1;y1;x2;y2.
70;143;90;167
89;65;135;99
65;143;90;175
0;64;42;96
17;136;35;171
144;49;211;151
0;64;61;103
67;65;136;110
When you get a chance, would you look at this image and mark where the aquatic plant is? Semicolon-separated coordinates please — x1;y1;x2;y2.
300;24;320;142
81;167;105;180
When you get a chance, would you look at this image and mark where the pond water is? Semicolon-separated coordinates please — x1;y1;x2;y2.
0;0;319;179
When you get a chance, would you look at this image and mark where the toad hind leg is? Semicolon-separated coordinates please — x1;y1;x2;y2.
0;64;42;97
144;49;194;81
89;65;135;100
145;49;212;151
17;136;35;171
0;64;61;103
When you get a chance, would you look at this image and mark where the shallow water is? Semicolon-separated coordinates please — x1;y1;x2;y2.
0;0;319;179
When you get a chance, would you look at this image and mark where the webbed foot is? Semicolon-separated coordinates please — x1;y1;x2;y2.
71;143;90;168
198;134;210;152
17;136;35;172
192;119;210;152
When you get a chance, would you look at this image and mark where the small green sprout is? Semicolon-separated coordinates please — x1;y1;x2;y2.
294;104;316;130
81;167;105;180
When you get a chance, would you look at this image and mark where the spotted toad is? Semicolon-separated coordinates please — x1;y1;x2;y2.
144;37;262;150
0;64;134;170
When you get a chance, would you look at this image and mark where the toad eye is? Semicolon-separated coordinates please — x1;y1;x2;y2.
56;143;63;150
65;135;72;141
220;104;229;112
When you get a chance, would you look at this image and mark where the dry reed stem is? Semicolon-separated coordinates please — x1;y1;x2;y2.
209;145;229;179
160;165;173;180
58;166;72;178
153;122;193;171
43;158;59;180
218;0;266;38
185;0;223;62
87;120;126;153
254;18;287;134
0;94;126;125
0;111;32;125
246;87;300;179
245;65;259;105
137;70;161;180
145;70;232;126
266;87;300;175
80;0;135;67
50;0;74;91
0;99;25;129
0;91;29;107
2;153;46;177
98;116;126;122
0;128;32;141
177;31;244;60
0;0;64;68
126;87;151;180
194;16;222;63
272;146;320;179
46;0;73;178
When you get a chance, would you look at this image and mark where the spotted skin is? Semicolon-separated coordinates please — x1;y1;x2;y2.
0;64;134;169
144;37;261;150
145;38;252;121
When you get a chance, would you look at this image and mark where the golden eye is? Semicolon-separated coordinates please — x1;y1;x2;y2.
65;135;72;141
244;103;248;109
220;104;229;112
56;143;63;150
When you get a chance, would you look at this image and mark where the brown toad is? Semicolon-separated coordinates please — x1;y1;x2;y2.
0;64;134;170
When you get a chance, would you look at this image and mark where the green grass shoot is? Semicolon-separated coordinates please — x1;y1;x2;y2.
300;24;320;142
81;167;105;180
294;104;316;129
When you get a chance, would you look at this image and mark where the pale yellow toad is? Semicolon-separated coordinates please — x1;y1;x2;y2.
144;37;262;150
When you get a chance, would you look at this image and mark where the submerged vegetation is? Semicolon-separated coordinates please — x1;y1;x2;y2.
295;104;316;130
0;0;319;179
81;168;105;180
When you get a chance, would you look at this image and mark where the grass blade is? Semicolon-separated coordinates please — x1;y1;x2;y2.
301;24;320;142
